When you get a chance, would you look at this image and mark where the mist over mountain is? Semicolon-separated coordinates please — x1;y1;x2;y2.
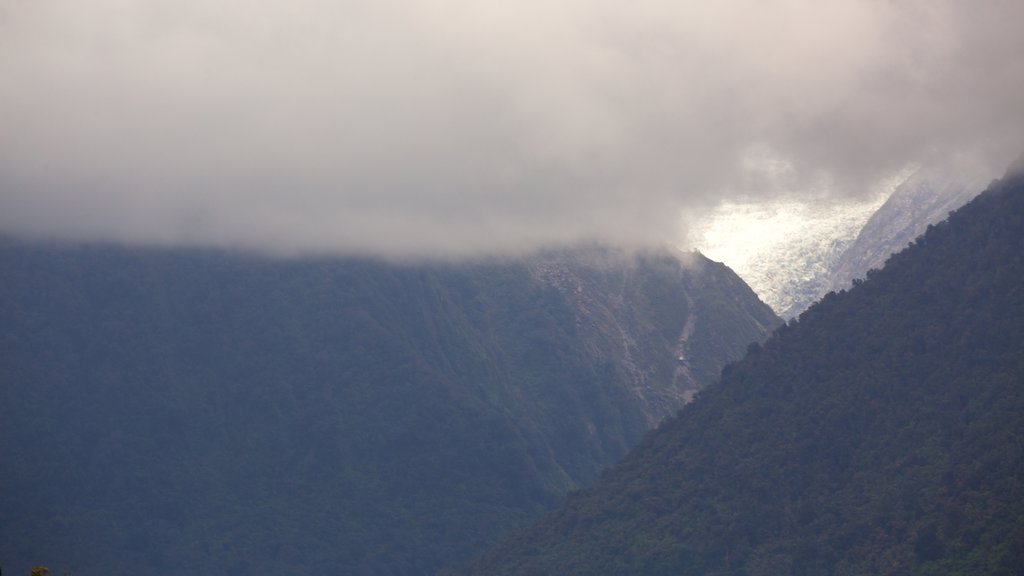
2;1;1022;256
527;248;779;423
822;164;989;296
449;165;1024;575
0;243;776;575
1;2;1021;574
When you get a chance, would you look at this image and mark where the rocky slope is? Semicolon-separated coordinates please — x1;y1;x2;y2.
528;247;779;425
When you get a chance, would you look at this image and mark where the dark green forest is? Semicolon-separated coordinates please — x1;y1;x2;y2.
0;244;775;575
449;169;1024;575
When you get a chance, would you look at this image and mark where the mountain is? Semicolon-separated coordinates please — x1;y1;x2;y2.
0;243;777;576
690;195;886;318
528;248;779;424
823;164;988;296
448;166;1024;575
691;164;990;320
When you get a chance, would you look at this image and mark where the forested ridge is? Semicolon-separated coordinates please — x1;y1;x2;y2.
449;168;1024;575
0;244;775;575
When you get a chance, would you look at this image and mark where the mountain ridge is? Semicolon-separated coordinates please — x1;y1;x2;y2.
448;166;1024;575
0;241;777;575
821;164;988;300
528;247;778;423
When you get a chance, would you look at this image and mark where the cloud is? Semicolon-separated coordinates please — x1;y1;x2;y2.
1;0;1021;257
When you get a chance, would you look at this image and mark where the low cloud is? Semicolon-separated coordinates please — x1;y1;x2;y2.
1;0;1021;257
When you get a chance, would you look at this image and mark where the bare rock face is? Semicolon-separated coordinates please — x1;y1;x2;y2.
527;246;780;425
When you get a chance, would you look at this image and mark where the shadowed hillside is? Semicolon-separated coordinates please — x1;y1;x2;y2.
0;244;776;575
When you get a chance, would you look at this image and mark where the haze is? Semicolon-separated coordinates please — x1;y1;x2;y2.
1;0;1022;257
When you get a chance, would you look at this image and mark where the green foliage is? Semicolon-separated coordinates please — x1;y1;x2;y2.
0;243;774;575
449;170;1024;575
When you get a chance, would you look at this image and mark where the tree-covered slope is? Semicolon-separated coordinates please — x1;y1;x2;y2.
449;167;1024;576
0;244;775;575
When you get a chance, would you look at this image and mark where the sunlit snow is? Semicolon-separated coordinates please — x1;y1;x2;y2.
687;194;888;318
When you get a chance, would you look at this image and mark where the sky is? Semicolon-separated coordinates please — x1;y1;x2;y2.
1;0;1022;258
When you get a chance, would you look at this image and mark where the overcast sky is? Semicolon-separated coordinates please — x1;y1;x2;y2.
2;0;1022;258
